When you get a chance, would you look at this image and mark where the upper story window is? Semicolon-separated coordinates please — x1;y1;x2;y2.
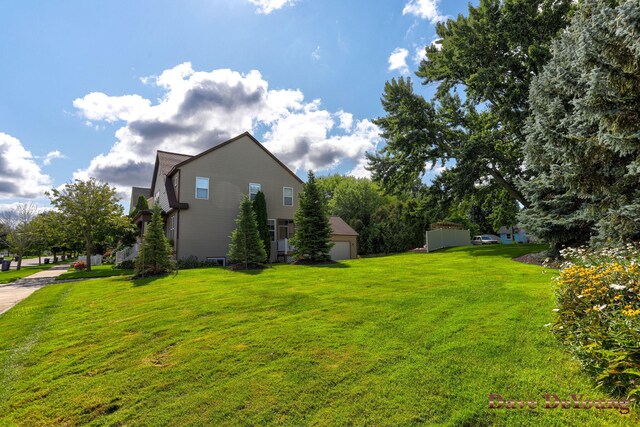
168;215;175;239
196;177;209;200
173;175;178;188
283;187;293;206
249;183;261;201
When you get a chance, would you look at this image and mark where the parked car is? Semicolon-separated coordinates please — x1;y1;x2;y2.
472;235;500;245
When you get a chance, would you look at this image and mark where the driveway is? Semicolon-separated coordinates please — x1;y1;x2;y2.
0;264;70;315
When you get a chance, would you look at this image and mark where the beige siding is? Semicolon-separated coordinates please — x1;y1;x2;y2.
175;135;303;262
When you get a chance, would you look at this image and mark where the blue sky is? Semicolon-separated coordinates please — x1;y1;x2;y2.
0;0;471;210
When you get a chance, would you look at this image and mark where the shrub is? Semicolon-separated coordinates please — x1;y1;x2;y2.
176;256;222;270
73;261;87;271
113;260;134;270
551;244;640;398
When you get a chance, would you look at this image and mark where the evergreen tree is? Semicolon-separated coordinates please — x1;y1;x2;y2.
228;195;266;269
520;0;640;246
252;191;271;262
130;194;149;218
135;203;174;276
290;171;334;262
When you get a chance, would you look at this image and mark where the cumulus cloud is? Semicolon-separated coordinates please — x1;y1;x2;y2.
388;48;410;75
248;0;296;14
43;150;66;166
403;0;446;24
73;62;382;195
0;133;52;199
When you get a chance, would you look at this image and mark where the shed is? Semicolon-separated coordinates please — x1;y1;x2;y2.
329;216;358;260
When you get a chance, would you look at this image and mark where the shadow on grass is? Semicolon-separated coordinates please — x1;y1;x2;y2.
438;244;549;259
132;271;179;287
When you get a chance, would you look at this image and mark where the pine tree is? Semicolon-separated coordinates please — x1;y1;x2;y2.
290;171;334;262
252;191;271;262
135;203;175;276
227;195;267;269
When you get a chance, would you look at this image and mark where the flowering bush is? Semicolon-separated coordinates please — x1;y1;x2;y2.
551;244;640;397
73;260;87;271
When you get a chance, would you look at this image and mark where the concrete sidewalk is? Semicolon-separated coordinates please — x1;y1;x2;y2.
0;264;70;315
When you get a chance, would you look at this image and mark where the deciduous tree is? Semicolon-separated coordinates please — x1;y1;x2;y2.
47;178;127;271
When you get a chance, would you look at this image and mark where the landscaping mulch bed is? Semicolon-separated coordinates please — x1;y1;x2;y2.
512;251;563;268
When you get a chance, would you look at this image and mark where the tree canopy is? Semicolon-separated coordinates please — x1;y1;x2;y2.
47;178;130;271
367;0;574;207
135;203;175;277
520;0;640;246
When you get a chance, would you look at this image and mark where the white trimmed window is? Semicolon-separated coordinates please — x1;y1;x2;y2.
268;219;275;241
168;216;175;239
249;183;261;201
283;187;293;206
196;177;209;200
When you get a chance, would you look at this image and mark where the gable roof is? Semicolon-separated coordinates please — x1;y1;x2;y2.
150;150;193;193
330;216;359;236
129;187;151;214
168;132;304;184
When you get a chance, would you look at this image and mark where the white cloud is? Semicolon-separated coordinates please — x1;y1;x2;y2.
414;46;427;64
388;48;410;75
72;62;382;196
0;133;52;199
403;0;446;24
73;93;151;123
42;150;66;166
311;45;321;61
248;0;296;14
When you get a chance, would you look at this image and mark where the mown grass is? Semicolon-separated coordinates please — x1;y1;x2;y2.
0;264;60;284
56;264;134;281
0;244;636;426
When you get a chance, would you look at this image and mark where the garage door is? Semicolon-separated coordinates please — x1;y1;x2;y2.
330;241;351;260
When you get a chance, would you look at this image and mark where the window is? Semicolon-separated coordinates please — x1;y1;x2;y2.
168;216;175;240
196;177;209;200
283;187;293;206
268;219;275;242
205;257;226;266
506;233;511;240
173;175;178;188
249;183;261;201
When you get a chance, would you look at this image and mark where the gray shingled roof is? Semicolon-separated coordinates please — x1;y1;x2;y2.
129;187;151;214
330;216;358;236
157;151;192;175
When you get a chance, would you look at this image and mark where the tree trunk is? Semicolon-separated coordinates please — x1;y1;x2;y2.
487;166;531;209
16;251;22;270
86;244;92;272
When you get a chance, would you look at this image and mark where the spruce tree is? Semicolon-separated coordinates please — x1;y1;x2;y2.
135;203;175;276
252;191;271;262
520;0;640;246
290;171;334;262
227;195;267;269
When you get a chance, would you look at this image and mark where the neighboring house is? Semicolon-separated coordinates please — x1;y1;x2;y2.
497;226;529;244
122;132;357;265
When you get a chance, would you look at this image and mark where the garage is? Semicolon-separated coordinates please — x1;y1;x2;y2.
329;216;358;260
329;241;351;261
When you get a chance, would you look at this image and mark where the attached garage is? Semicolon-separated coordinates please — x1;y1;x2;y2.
329;216;358;260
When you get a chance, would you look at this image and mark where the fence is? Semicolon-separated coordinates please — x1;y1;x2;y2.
77;254;103;266
425;229;471;252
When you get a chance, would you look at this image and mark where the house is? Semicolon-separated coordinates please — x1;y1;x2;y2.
123;132;357;265
496;225;529;244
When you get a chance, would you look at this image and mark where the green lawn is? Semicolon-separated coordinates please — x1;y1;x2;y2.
0;264;60;284
0;245;636;426
56;264;134;281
